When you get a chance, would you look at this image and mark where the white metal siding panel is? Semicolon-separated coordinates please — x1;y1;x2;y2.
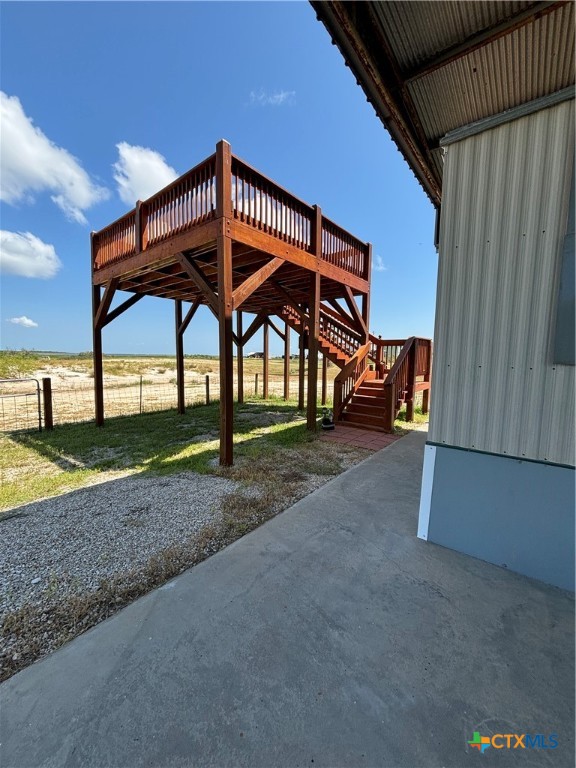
429;100;575;466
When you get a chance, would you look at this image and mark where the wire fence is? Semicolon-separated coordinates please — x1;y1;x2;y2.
0;374;335;433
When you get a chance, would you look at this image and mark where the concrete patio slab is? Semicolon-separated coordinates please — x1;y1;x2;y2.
1;432;574;768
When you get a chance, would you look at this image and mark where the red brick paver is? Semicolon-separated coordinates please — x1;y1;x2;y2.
319;425;401;451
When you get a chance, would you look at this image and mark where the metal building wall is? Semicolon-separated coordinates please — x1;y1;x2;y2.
428;99;575;466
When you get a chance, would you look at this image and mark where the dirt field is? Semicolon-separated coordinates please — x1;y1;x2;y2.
0;353;337;432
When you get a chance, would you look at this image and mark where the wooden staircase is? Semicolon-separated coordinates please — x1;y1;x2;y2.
279;303;360;368
278;302;432;433
340;372;387;430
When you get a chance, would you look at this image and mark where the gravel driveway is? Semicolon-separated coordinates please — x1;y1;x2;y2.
0;472;238;619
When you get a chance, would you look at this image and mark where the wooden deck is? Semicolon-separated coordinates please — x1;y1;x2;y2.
91;140;431;465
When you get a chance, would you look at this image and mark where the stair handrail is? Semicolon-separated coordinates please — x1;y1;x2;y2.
368;334;407;376
381;337;415;431
381;337;435;430
333;342;371;420
321;303;364;340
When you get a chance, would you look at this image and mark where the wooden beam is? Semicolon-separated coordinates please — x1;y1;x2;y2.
270;280;308;321
263;321;269;399
321;354;328;406
92;219;218;284
216;139;232;218
241;312;267;346
228;219;370;293
231;256;285;310
94;278;119;331
343;285;368;339
179;296;202;336
206;303;239;346
307;274;321;430
237;311;244;404
178;253;219;313
92;283;104;427
100;292;144;328
175;300;185;414
267;318;285;341
322;300;362;337
283;322;290;401
298;303;307;411
217;221;234;466
362;243;372;332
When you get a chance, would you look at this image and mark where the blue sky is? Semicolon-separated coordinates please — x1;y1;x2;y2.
0;0;437;356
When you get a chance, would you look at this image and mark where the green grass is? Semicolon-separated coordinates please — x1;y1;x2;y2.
0;350;46;378
395;404;429;429
0;400;313;511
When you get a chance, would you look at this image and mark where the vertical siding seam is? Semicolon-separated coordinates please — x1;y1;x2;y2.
431;100;575;465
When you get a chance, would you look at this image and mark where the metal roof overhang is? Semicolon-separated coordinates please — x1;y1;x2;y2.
311;1;575;206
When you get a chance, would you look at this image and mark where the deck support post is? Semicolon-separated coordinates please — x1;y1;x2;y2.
306;205;322;430
237;311;244;404
321;355;328;406
283;323;290;400
406;341;416;422
362;244;372;343
217;227;234;465
307;275;321;430
298;318;306;411
263;321;269;399
92;284;105;427
175;299;185;414
216;139;234;466
422;387;430;415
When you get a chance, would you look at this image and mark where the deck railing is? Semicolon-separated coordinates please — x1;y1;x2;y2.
369;335;406;376
93;156;216;270
93;142;370;280
382;337;432;430
92;210;137;269
231;156;312;251
321;216;369;280
145;155;216;248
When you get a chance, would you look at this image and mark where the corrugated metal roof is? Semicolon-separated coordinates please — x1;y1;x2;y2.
311;1;575;204
407;2;575;141
373;1;535;72
428;99;575;465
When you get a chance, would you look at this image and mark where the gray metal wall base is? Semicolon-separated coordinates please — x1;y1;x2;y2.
426;444;575;591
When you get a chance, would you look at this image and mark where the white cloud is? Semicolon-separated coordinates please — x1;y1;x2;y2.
0;230;62;279
113;142;179;205
249;89;296;107
7;316;38;328
0;92;109;224
373;255;387;272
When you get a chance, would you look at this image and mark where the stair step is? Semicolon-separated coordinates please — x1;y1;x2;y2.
352;393;386;406
356;388;386;400
340;414;387;431
346;403;386;417
360;379;385;387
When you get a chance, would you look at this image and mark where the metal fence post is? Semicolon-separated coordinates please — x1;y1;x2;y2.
42;378;53;430
205;375;210;404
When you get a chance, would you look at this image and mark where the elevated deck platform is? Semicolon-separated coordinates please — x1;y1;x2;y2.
92;145;370;311
91;141;430;465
